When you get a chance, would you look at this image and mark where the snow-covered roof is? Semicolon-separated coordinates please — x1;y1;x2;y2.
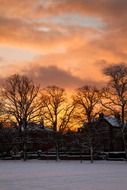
26;123;53;132
44;126;54;132
103;116;120;127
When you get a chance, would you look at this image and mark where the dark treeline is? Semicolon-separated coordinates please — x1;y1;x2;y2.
0;63;127;162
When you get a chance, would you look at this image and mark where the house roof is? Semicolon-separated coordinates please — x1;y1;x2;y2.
103;116;120;127
26;123;54;132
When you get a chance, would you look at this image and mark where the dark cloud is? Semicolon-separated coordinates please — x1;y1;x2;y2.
95;60;127;76
23;65;102;89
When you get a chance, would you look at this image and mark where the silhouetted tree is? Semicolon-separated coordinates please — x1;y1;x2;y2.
2;74;40;160
40;85;75;160
102;63;127;160
41;86;75;132
73;85;101;163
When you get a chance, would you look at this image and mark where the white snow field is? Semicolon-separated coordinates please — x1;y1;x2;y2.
0;160;127;190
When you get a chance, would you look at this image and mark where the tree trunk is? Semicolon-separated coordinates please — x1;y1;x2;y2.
56;143;59;161
80;147;83;163
90;146;93;163
121;129;127;161
23;142;27;161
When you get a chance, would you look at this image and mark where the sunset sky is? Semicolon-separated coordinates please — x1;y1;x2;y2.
0;0;127;89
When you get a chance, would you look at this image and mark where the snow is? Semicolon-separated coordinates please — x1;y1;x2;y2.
0;160;127;190
104;116;120;127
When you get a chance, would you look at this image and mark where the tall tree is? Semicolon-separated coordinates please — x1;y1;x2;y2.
102;63;127;159
73;85;101;124
2;74;40;160
2;74;40;125
40;85;75;160
41;86;75;133
73;85;101;163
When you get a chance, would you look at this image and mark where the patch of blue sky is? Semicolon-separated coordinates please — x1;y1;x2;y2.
0;45;37;62
38;13;105;28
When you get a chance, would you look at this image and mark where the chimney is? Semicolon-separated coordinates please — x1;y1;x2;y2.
99;112;104;119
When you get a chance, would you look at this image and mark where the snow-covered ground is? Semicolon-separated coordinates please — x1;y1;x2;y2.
0;160;127;190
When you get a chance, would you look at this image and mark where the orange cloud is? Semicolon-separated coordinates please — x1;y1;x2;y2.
0;0;126;23
0;0;127;89
0;16;98;54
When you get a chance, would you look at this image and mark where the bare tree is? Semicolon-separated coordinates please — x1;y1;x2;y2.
73;85;101;123
41;86;75;133
0;96;5;122
3;74;40;125
2;74;40;160
73;85;101;163
40;85;75;160
102;63;127;160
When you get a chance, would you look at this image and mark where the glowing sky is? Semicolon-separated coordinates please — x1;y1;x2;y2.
0;0;127;89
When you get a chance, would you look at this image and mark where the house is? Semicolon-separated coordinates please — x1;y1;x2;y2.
94;113;124;152
79;113;125;152
18;122;55;152
0;121;55;155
